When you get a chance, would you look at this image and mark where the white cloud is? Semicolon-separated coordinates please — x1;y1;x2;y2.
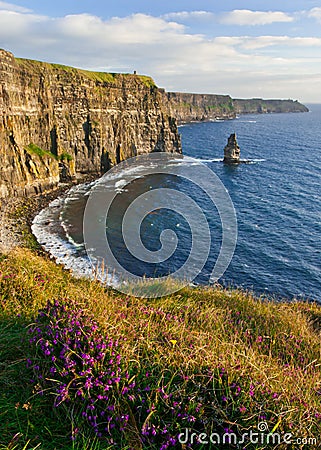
236;36;321;50
0;9;320;101
220;9;294;26
0;1;31;13
163;11;214;21
307;7;321;23
56;13;186;44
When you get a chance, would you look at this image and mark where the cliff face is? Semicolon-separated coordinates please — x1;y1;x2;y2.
163;91;235;123
233;98;309;115
0;50;181;198
163;92;308;124
0;49;309;198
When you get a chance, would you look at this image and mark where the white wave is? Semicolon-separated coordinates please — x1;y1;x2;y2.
114;179;127;189
172;156;265;165
170;156;222;164
194;158;223;163
248;159;266;163
32;193;118;286
102;164;147;182
114;178;129;193
59;215;85;250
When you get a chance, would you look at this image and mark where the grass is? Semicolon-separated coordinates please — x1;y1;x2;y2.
26;143;73;164
137;76;156;88
59;152;73;162
0;248;320;449
16;58;116;84
24;144;57;161
15;58;156;89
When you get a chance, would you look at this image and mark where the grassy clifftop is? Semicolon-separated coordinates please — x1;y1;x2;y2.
15;57;156;87
0;248;320;449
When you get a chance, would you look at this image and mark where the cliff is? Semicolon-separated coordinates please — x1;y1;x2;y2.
163;91;235;123
0;49;309;198
0;50;181;198
233;98;309;115
163;92;308;124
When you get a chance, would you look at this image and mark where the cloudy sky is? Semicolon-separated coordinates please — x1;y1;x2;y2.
1;0;321;102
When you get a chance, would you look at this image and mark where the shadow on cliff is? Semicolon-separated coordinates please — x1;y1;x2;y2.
152;132;166;153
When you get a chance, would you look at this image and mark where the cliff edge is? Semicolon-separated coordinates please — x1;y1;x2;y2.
0;49;309;198
0;50;181;198
163;91;235;123
163;92;308;124
233;98;308;115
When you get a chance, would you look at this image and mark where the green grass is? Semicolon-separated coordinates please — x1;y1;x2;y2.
137;75;156;88
0;248;320;449
15;58;156;88
59;152;73;162
77;69;117;84
24;144;57;160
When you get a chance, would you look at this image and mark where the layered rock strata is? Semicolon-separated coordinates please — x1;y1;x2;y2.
0;50;181;198
163;91;235;123
233;98;308;115
163;92;308;124
0;49;309;198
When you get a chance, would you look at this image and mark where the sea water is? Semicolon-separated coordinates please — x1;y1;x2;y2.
32;104;321;302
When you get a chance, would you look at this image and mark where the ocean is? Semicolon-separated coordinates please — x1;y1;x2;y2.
32;104;321;302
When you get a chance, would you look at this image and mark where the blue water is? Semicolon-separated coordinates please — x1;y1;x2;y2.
180;105;321;301
34;105;321;302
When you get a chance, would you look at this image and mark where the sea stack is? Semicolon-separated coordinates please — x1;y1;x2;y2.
223;133;240;164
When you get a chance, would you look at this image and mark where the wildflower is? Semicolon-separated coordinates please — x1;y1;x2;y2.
22;402;31;410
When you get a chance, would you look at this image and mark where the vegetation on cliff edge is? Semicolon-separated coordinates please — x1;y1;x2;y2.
15;57;156;88
0;249;320;449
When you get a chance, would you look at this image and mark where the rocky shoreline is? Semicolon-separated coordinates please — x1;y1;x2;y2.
0;174;98;254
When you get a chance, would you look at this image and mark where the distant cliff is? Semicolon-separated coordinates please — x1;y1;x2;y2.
163;91;235;123
0;50;181;198
163;92;308;124
233;98;308;115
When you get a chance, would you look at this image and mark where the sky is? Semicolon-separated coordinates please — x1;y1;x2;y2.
0;1;321;102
